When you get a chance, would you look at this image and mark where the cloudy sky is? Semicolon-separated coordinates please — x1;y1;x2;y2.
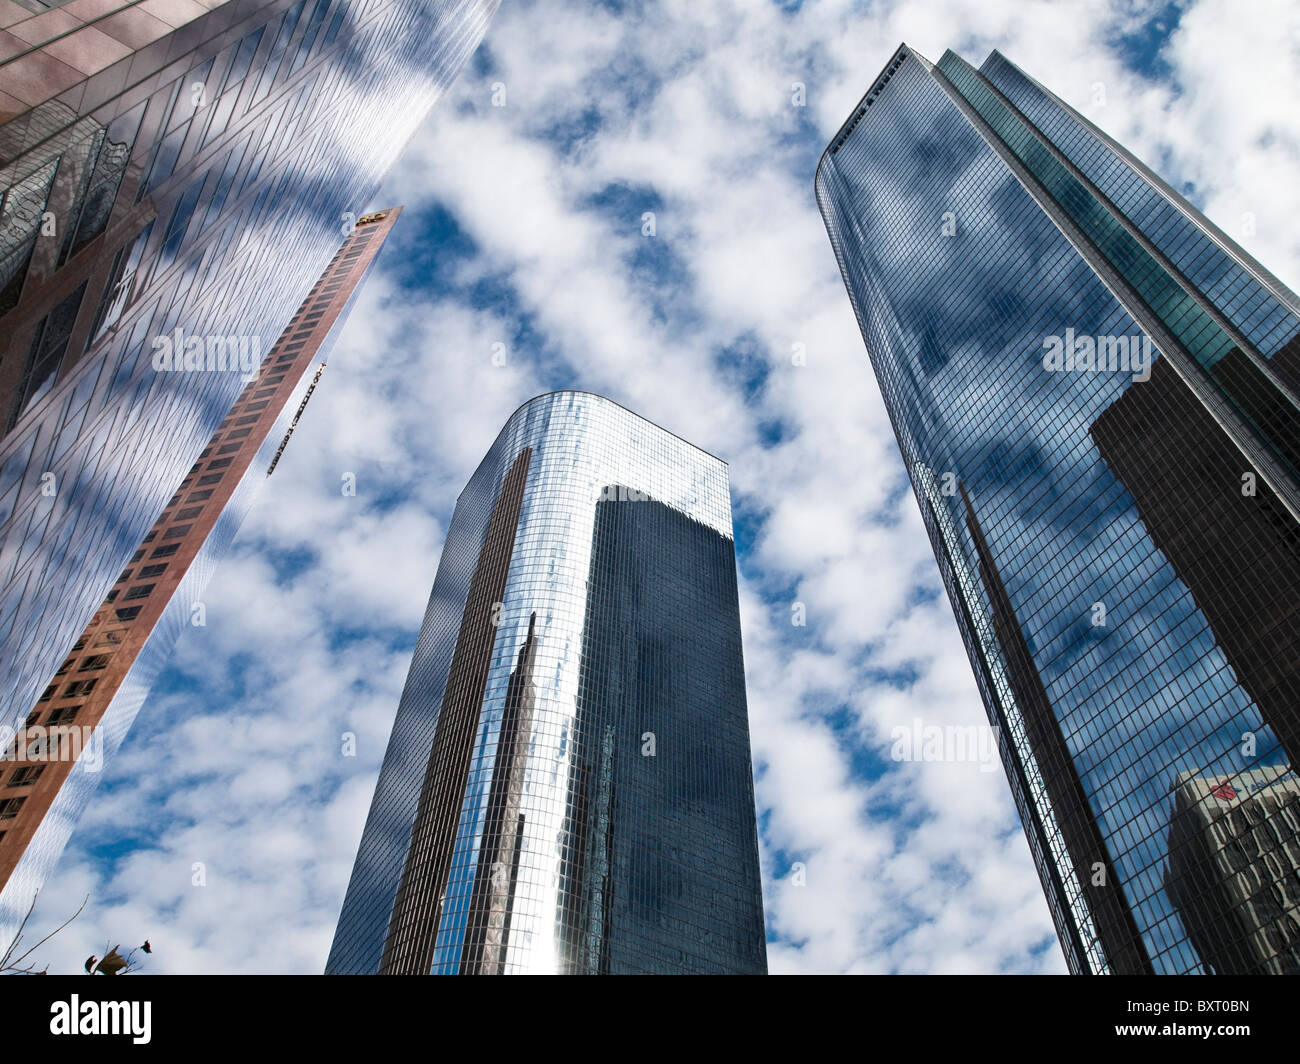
24;0;1300;974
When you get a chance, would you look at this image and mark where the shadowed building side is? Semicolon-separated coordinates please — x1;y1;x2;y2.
1091;354;1300;770
558;488;766;975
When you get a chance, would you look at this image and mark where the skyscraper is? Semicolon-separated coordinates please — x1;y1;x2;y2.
1166;768;1300;975
817;45;1300;974
0;0;498;763
327;392;767;975
0;205;400;943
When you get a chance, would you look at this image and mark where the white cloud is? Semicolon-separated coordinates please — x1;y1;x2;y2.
19;0;1298;976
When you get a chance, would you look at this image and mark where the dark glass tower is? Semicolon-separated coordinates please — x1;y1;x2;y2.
327;392;767;975
817;44;1300;974
0;0;498;771
0;206;400;943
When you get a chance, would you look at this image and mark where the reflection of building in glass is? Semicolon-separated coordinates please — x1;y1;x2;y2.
0;1;498;784
818;44;1300;973
1091;351;1300;768
327;393;767;975
1167;769;1300;974
0;207;400;944
462;611;539;975
560;484;766;974
960;482;1151;973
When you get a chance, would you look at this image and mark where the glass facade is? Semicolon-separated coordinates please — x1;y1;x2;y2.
0;207;400;946
326;392;767;975
817;45;1300;974
0;0;498;756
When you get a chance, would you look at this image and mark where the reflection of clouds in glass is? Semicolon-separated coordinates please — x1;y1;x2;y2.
0;0;501;732
819;45;1299;974
0;0;500;947
330;393;762;975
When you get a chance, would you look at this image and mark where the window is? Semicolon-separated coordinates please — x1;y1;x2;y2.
228;26;266;86
114;607;141;622
5;766;43;788
289;0;331;76
37;684;55;702
199;139;248;230
197;473;223;486
157;175;206;271
9;282;88;430
0;797;26;819
0;158;58;317
139;122;186;200
63;99;147;263
139;563;168;578
63;678;98;697
47;706;80;725
162;524;192;540
78;654;111;671
322;1;346;47
123;584;154;601
151;543;181;558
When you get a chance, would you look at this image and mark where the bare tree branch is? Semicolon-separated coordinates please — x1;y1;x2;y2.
0;891;40;970
1;894;89;974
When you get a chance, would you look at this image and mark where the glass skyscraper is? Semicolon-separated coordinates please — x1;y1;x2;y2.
0;206;400;945
327;392;767;975
817;45;1300;974
0;0;498;766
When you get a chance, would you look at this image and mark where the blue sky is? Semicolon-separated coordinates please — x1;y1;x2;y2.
25;0;1300;973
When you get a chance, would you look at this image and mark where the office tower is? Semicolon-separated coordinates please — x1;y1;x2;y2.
1166;768;1300;974
0;205;400;941
817;45;1300;974
327;392;767;975
0;0;498;776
